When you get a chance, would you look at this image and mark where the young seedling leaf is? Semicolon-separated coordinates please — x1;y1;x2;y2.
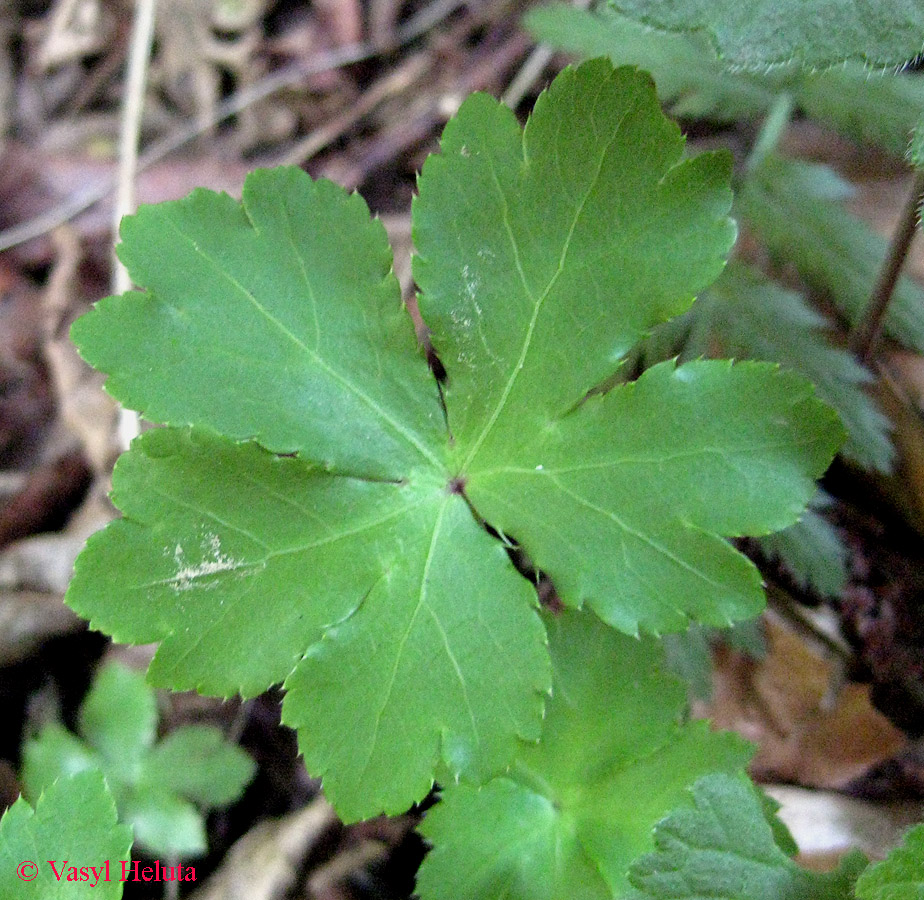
607;0;924;69
855;822;924;900
120;788;206;857
139;725;258;807
0;771;132;899
68;59;842;822
23;662;254;858
78;661;157;783
628;773;866;899
417;609;752;900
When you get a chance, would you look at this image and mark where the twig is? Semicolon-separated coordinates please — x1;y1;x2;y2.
113;0;157;449
500;0;593;110
270;54;431;168
849;169;924;364
0;0;470;253
501;44;554;110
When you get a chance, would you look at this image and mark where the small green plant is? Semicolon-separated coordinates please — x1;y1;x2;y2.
22;662;254;858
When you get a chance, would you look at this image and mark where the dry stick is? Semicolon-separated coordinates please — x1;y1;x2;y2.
0;0;469;253
113;0;157;450
849;169;924;365
500;0;593;110
270;53;432;168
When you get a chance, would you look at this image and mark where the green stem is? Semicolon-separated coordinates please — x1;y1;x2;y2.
745;92;795;175
849;170;924;364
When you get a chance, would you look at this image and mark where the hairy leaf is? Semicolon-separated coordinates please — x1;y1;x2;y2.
758;491;849;598
628;773;867;899
607;0;924;69
911;115;924;170
529;5;924;157
855;823;924;899
525;3;784;121
0;772;132;898
704;263;893;472
738;156;924;356
417;609;752;900
69;60;842;822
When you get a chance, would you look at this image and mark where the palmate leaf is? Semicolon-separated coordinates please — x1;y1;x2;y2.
627;773;866;900
0;772;132;899
417;609;752;900
68;59;841;821
607;0;924;69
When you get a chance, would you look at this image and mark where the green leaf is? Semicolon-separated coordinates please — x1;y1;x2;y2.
855;823;924;900
71;168;446;481
704;263;893;473
138;725;255;807
78;663;157;784
70;426;549;821
738;156;924;356
628;773;867;899
911;115;924;170
0;772;132;899
662;623;715;701
417;609;752;900
463;358;841;633
121;789;206;858
525;3;785;121
68;59;842;823
415;59;736;459
797;67;924;160
529;5;924;158
416;60;840;633
758;491;849;598
22;726;102;801
607;0;924;69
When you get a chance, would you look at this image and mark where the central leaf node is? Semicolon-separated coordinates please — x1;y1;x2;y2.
446;475;468;495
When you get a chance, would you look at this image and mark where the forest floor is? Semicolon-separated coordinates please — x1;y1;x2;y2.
1;2;924;898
